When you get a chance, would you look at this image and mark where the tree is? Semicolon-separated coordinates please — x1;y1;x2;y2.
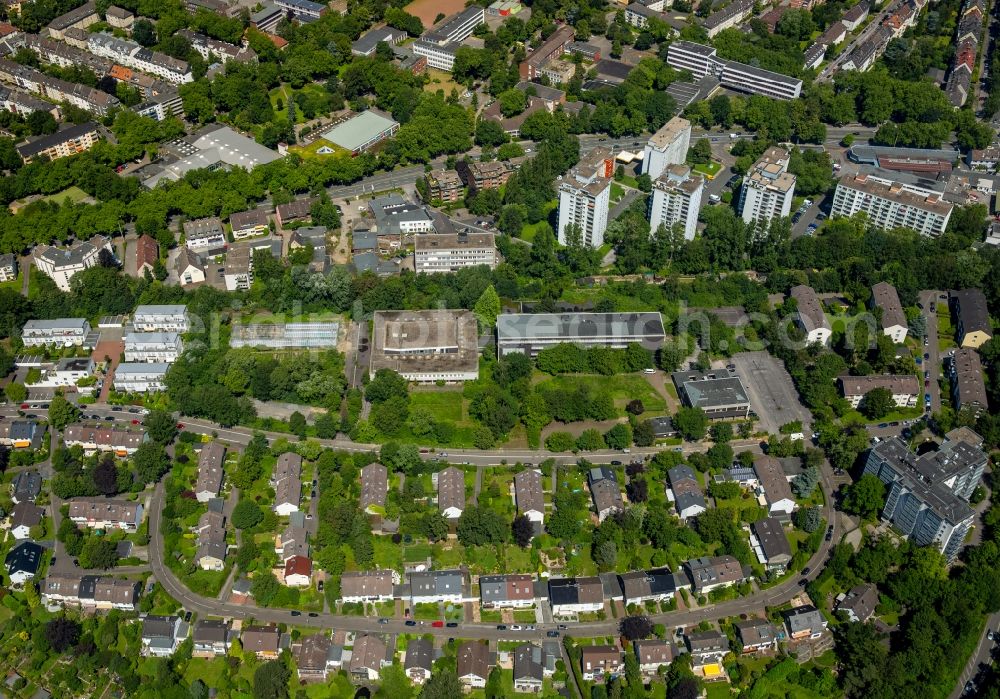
792;465;820;498
475;118;508;147
78;538;118;569
132;443;169;485
673;407;708;441
634;421;655;447
474;284;501;329
688;138;712;165
250;572;280;606
366;369;409;404
860;387;895;419
605;423;633;450
546;432;576;452
44;618;81;652
92;457;119;496
253;660;290;699
457;505;508;546
289;411;307;439
793;506;822;533
511;513;533;547
232;500;263;530
144;410;177;445
132;19;157;46
620;615;654;640
626;399;645;415
4;382;26;404
235;539;258;571
47;394;79;430
710;423;732;443
843;474;886;519
626;477;648;503
420;670;463;699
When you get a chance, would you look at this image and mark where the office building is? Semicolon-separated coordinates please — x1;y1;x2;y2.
557;147;614;247
649;164;704;240
790;284;831;345
739;147;796;224
274;0;327;22
352;25;409;56
642;116;691;180
142;125;279;188
863;430;986;560
414;231;497;273
33;235;113;291
831;172;954;237
368;193;435;235
497;312;665;356
370;310;480;382
672;368;750;420
666;41;802;100
413;6;485;70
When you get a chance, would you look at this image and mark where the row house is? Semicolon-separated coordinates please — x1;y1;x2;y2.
63;424;148;456
21;318;89;347
479;573;536;608
68;497;143;531
87;33;193;83
42;574;141;610
340;570;397;603
133;304;190;332
273;452;303;516
113;362;169;393
176;29;256;64
0;58;120;114
409;569;468;604
194;442;226;502
548;576;604;616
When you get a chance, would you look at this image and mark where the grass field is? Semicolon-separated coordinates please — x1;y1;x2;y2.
269;83;327;124
41;186;89;204
611;183;626;203
410;390;465;423
534;373;668;414
693;161;723;179
424;68;462;94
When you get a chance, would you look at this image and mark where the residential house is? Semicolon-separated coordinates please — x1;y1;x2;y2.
634;640;678;676
790;284;832;345
194;510;227;571
588;466;624;522
685;630;730;665
404;638;434;685
273;452;302;516
838;374;921;409
5;541;41;585
457;641;493;689
33;235;113;291
10;502;43;539
134;234;159;277
183;217;226;252
668;465;706;520
174;247;206;286
479;574;536;608
513;643;555;693
359;462;388;514
11;471;41;503
548;576;605;615
836;583;879;622
276;199;315;228
350;634;390;682
132;305;190;333
785;606;828;640
68;497;143;531
340;570;397;603
21;318;90;347
684;556;747;594
276;524;309;562
437;466;466;519
953;288;992;348
735;618;779;653
754;455;797;517
617;568;675;606
750;517;793;572
192;619;230;657
141;615;184;657
870;282;908;343
229;208;271;239
294;633;337;681
63;425;148;457
0;253;16;282
580;646;623;681
409;569;468;604
0;420;41;451
514;468;545;523
242;625;281;659
195;442;226;502
284;555;312;587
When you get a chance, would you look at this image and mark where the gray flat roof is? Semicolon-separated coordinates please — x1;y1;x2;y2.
321;111;399;151
497;312;664;342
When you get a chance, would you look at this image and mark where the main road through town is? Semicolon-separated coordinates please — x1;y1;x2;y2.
145;414;843;643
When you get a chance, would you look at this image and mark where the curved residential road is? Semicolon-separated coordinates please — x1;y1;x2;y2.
147;450;842;641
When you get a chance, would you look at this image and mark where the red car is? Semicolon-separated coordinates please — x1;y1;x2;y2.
176;423;185;429
131;419;141;425
19;403;28;409
431;621;444;628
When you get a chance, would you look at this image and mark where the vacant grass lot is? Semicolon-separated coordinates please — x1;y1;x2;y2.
534;373;668;414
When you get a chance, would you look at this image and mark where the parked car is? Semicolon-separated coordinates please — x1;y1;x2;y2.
378;618;389;624
290;611;301;617
308;612;319;617
431;621;444;628
446;622;458;628
405;620;417;627
497;625;507;630
547;631;560;637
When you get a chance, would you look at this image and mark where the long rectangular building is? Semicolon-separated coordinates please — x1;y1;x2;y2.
413;6;485;71
950;348;988;416
520;25;575;79
414;232;497;273
831;172;953;237
497;312;665;356
665;41;802;100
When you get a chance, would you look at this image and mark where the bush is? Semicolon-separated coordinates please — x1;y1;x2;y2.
545;432;576;452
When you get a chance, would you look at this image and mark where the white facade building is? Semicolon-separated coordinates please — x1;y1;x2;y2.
33;235;113;291
739;147;796;225
113;362;170;393
642;116;691;180
132;305;190;332
21;318;90;347
124;332;183;363
831;172;954;237
414;232;497;273
557;148;613;248
649;165;704;240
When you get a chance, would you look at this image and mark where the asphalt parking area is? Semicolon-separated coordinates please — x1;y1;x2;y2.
731;351;812;435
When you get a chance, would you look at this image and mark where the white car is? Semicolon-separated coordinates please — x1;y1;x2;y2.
643;368;656;374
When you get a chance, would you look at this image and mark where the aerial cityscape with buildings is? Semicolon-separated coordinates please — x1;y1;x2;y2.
0;0;996;697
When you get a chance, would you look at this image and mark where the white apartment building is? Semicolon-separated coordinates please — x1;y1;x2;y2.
124;332;183;363
414;232;497;273
831;172;953;237
87;33;192;83
33;235;113;291
184;217;227;252
21;318;90;347
666;41;802;100
29;357;94;390
132;305;190;332
557;148;614;248
113;362;170;393
412;6;485;71
642;116;691;180
839;375;921;409
739;147;796;225
649;165;704;240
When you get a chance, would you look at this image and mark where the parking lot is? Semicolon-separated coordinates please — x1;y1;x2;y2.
731;351;813;435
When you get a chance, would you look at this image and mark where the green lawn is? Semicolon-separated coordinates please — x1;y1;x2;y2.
611;183;626;202
693;161;723;179
410;390;465;423
705;684;733;699
534;372;667;414
519;219;551;243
